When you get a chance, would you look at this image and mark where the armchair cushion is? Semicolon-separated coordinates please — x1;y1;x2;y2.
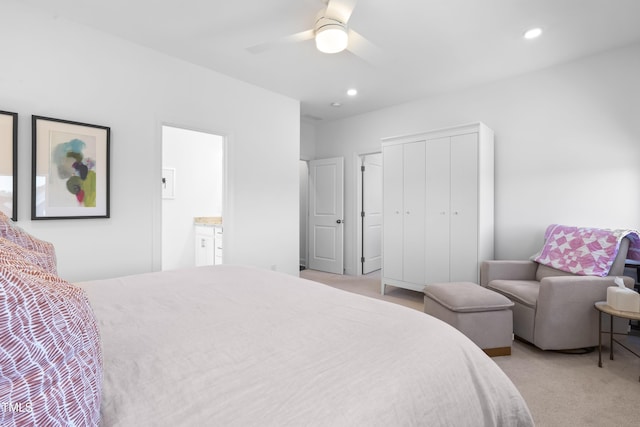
486;280;539;308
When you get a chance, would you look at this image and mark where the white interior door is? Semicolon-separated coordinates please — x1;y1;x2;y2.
308;157;344;274
362;153;382;274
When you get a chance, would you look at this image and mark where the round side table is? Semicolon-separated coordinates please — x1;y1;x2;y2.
594;301;640;381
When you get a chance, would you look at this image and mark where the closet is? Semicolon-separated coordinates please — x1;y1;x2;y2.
381;122;494;294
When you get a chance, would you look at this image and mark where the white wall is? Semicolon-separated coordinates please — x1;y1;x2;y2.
300;121;317;161
314;43;640;275
162;126;223;271
1;1;300;281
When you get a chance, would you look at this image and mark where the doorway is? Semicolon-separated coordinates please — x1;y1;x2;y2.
161;125;224;270
299;160;309;270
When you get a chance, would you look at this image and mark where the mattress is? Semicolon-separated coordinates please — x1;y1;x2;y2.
77;265;533;426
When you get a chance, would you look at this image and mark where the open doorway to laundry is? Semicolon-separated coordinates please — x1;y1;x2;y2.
161;125;224;271
357;152;382;275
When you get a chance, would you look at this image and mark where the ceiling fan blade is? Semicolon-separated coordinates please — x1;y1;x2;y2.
325;0;358;23
347;29;382;66
247;29;315;54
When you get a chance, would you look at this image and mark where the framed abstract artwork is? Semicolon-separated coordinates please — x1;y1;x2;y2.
0;110;18;221
32;116;110;219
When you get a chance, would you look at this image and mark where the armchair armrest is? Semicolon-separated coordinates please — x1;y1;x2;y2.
538;275;635;306
479;260;538;287
534;275;635;350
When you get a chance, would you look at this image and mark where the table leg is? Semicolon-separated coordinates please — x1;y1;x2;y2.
609;313;614;361
598;310;602;367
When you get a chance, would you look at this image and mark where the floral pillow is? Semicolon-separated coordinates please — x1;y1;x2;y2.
0;249;102;426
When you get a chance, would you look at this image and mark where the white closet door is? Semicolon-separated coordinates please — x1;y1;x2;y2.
382;144;404;280
402;141;426;284
425;137;451;283
450;133;479;282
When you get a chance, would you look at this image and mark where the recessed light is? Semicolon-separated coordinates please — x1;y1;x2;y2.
523;28;542;40
347;88;358;96
330;102;342;107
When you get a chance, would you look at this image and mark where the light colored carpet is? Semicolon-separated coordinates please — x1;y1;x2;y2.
300;268;640;427
299;268;424;311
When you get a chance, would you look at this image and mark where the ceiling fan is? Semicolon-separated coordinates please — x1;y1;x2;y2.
247;0;379;63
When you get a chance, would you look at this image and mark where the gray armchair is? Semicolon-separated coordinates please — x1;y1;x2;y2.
480;238;634;351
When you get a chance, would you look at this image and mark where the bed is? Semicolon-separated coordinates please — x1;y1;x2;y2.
78;265;533;426
1;214;533;426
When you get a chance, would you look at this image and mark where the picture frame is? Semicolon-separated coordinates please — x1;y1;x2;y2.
0;110;18;221
32;116;110;219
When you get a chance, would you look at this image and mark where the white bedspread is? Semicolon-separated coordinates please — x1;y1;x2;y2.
78;265;533;426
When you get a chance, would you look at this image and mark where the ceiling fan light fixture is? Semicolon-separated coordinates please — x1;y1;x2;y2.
315;18;348;54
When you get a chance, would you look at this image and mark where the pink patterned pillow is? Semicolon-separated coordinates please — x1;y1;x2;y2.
0;250;102;426
0;211;57;275
0;237;58;275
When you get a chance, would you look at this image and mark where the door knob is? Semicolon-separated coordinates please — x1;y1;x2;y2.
336;219;343;224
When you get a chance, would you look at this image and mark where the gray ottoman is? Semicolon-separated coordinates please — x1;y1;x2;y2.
424;282;514;357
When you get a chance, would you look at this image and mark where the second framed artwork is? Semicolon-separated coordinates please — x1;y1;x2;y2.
32;116;110;219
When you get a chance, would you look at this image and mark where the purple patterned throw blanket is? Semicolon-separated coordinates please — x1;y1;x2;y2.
532;224;640;276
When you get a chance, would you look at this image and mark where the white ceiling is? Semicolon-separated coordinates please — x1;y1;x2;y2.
21;0;640;122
